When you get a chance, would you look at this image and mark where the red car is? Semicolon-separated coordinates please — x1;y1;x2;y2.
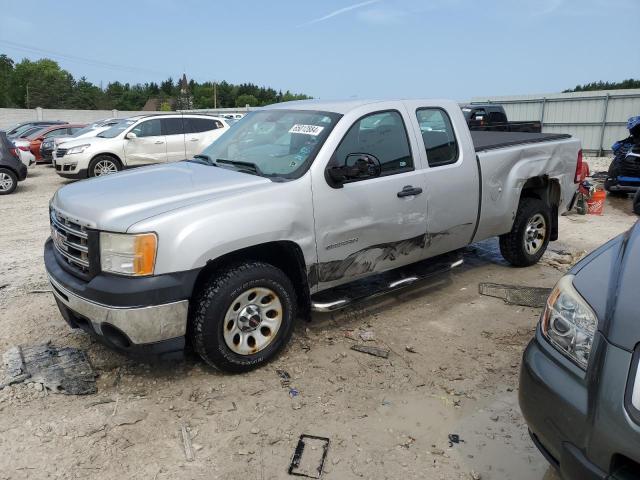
21;124;86;163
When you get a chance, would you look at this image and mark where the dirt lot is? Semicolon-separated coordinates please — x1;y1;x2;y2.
0;160;637;480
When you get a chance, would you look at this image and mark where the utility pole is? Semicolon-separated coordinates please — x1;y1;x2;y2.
213;82;217;109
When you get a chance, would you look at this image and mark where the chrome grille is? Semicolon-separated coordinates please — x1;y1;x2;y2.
56;148;68;158
50;209;90;271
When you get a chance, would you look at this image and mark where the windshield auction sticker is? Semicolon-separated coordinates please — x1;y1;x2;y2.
289;124;325;136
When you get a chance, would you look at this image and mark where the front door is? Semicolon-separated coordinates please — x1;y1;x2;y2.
311;109;428;290
124;118;167;166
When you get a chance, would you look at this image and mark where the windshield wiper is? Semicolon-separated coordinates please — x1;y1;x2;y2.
216;159;264;176
188;154;216;166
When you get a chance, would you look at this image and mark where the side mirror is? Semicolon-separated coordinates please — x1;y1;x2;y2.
326;153;381;188
125;132;137;140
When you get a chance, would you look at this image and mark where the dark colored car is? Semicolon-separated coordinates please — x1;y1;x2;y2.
461;104;542;133
519;220;640;479
0;132;28;195
5;120;68;139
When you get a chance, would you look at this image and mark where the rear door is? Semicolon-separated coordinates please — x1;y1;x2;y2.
311;108;428;289
404;102;479;257
124;118;167;166
161;117;187;162
183;117;226;157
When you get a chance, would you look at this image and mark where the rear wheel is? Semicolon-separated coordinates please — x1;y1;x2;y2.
499;197;551;267
190;261;297;373
89;155;121;177
0;168;17;195
634;190;640;215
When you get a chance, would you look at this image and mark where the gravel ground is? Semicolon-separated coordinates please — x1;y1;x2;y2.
0;161;637;480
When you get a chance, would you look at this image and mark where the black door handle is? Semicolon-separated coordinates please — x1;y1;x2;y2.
397;185;423;197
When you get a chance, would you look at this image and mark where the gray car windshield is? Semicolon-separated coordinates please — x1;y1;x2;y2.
97;119;137;138
197;110;341;179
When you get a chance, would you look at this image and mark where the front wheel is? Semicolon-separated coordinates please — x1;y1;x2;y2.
0;168;17;195
190;261;297;373
88;155;121;177
499;198;551;267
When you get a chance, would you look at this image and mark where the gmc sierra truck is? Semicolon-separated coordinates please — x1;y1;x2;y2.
44;99;582;372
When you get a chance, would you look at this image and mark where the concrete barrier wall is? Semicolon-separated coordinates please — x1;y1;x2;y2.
0;106;254;130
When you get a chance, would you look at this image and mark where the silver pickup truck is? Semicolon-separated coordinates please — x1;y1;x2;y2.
44;99;583;372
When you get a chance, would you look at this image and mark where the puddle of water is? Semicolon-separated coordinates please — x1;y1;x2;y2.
449;391;559;480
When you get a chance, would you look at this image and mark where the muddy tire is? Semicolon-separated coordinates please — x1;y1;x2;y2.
88;155;122;177
634;190;640;216
0;168;17;195
499;198;551;267
190;261;297;373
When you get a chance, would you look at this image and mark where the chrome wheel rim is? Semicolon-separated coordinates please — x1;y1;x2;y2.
0;172;14;191
223;287;283;355
94;160;118;176
524;213;546;255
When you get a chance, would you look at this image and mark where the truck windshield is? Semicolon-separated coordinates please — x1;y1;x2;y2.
198;109;341;179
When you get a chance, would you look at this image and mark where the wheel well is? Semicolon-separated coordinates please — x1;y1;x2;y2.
0;165;19;178
90;153;123;168
192;241;311;318
520;176;561;241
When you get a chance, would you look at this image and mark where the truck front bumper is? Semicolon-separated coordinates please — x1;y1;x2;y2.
44;239;199;358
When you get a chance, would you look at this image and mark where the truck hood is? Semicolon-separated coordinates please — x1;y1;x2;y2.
52;162;272;231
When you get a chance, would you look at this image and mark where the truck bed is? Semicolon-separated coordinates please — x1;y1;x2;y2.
471;131;571;152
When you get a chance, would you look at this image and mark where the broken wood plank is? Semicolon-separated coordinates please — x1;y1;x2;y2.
350;344;389;359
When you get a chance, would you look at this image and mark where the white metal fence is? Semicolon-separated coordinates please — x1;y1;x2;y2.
470;89;640;154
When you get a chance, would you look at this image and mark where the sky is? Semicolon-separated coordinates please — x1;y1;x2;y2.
0;0;638;101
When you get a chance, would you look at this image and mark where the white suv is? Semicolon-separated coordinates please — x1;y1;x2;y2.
53;114;230;179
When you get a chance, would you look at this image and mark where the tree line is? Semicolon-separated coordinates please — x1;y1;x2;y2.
563;79;640;93
0;54;312;110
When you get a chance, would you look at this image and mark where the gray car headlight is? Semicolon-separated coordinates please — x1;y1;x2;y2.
66;144;91;155
100;232;157;276
541;275;597;369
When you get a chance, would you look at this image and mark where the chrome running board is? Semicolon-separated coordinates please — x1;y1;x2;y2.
310;251;464;312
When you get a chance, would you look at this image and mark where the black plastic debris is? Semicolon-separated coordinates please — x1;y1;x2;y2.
288;434;330;478
478;283;552;308
448;433;464;447
1;343;97;394
350;344;390;359
277;369;291;388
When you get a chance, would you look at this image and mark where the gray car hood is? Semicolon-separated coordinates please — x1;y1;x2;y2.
572;220;640;351
52;162;272;232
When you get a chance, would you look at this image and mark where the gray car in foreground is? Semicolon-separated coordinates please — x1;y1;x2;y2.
520;220;640;479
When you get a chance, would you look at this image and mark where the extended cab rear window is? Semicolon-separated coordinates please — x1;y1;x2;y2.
416;108;459;167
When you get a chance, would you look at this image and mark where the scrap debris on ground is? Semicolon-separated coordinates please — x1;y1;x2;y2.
288;434;330;479
1;343;97;394
478;283;553;308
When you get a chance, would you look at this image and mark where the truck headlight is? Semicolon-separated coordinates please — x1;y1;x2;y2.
100;232;157;276
66;144;90;155
541;275;597;369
